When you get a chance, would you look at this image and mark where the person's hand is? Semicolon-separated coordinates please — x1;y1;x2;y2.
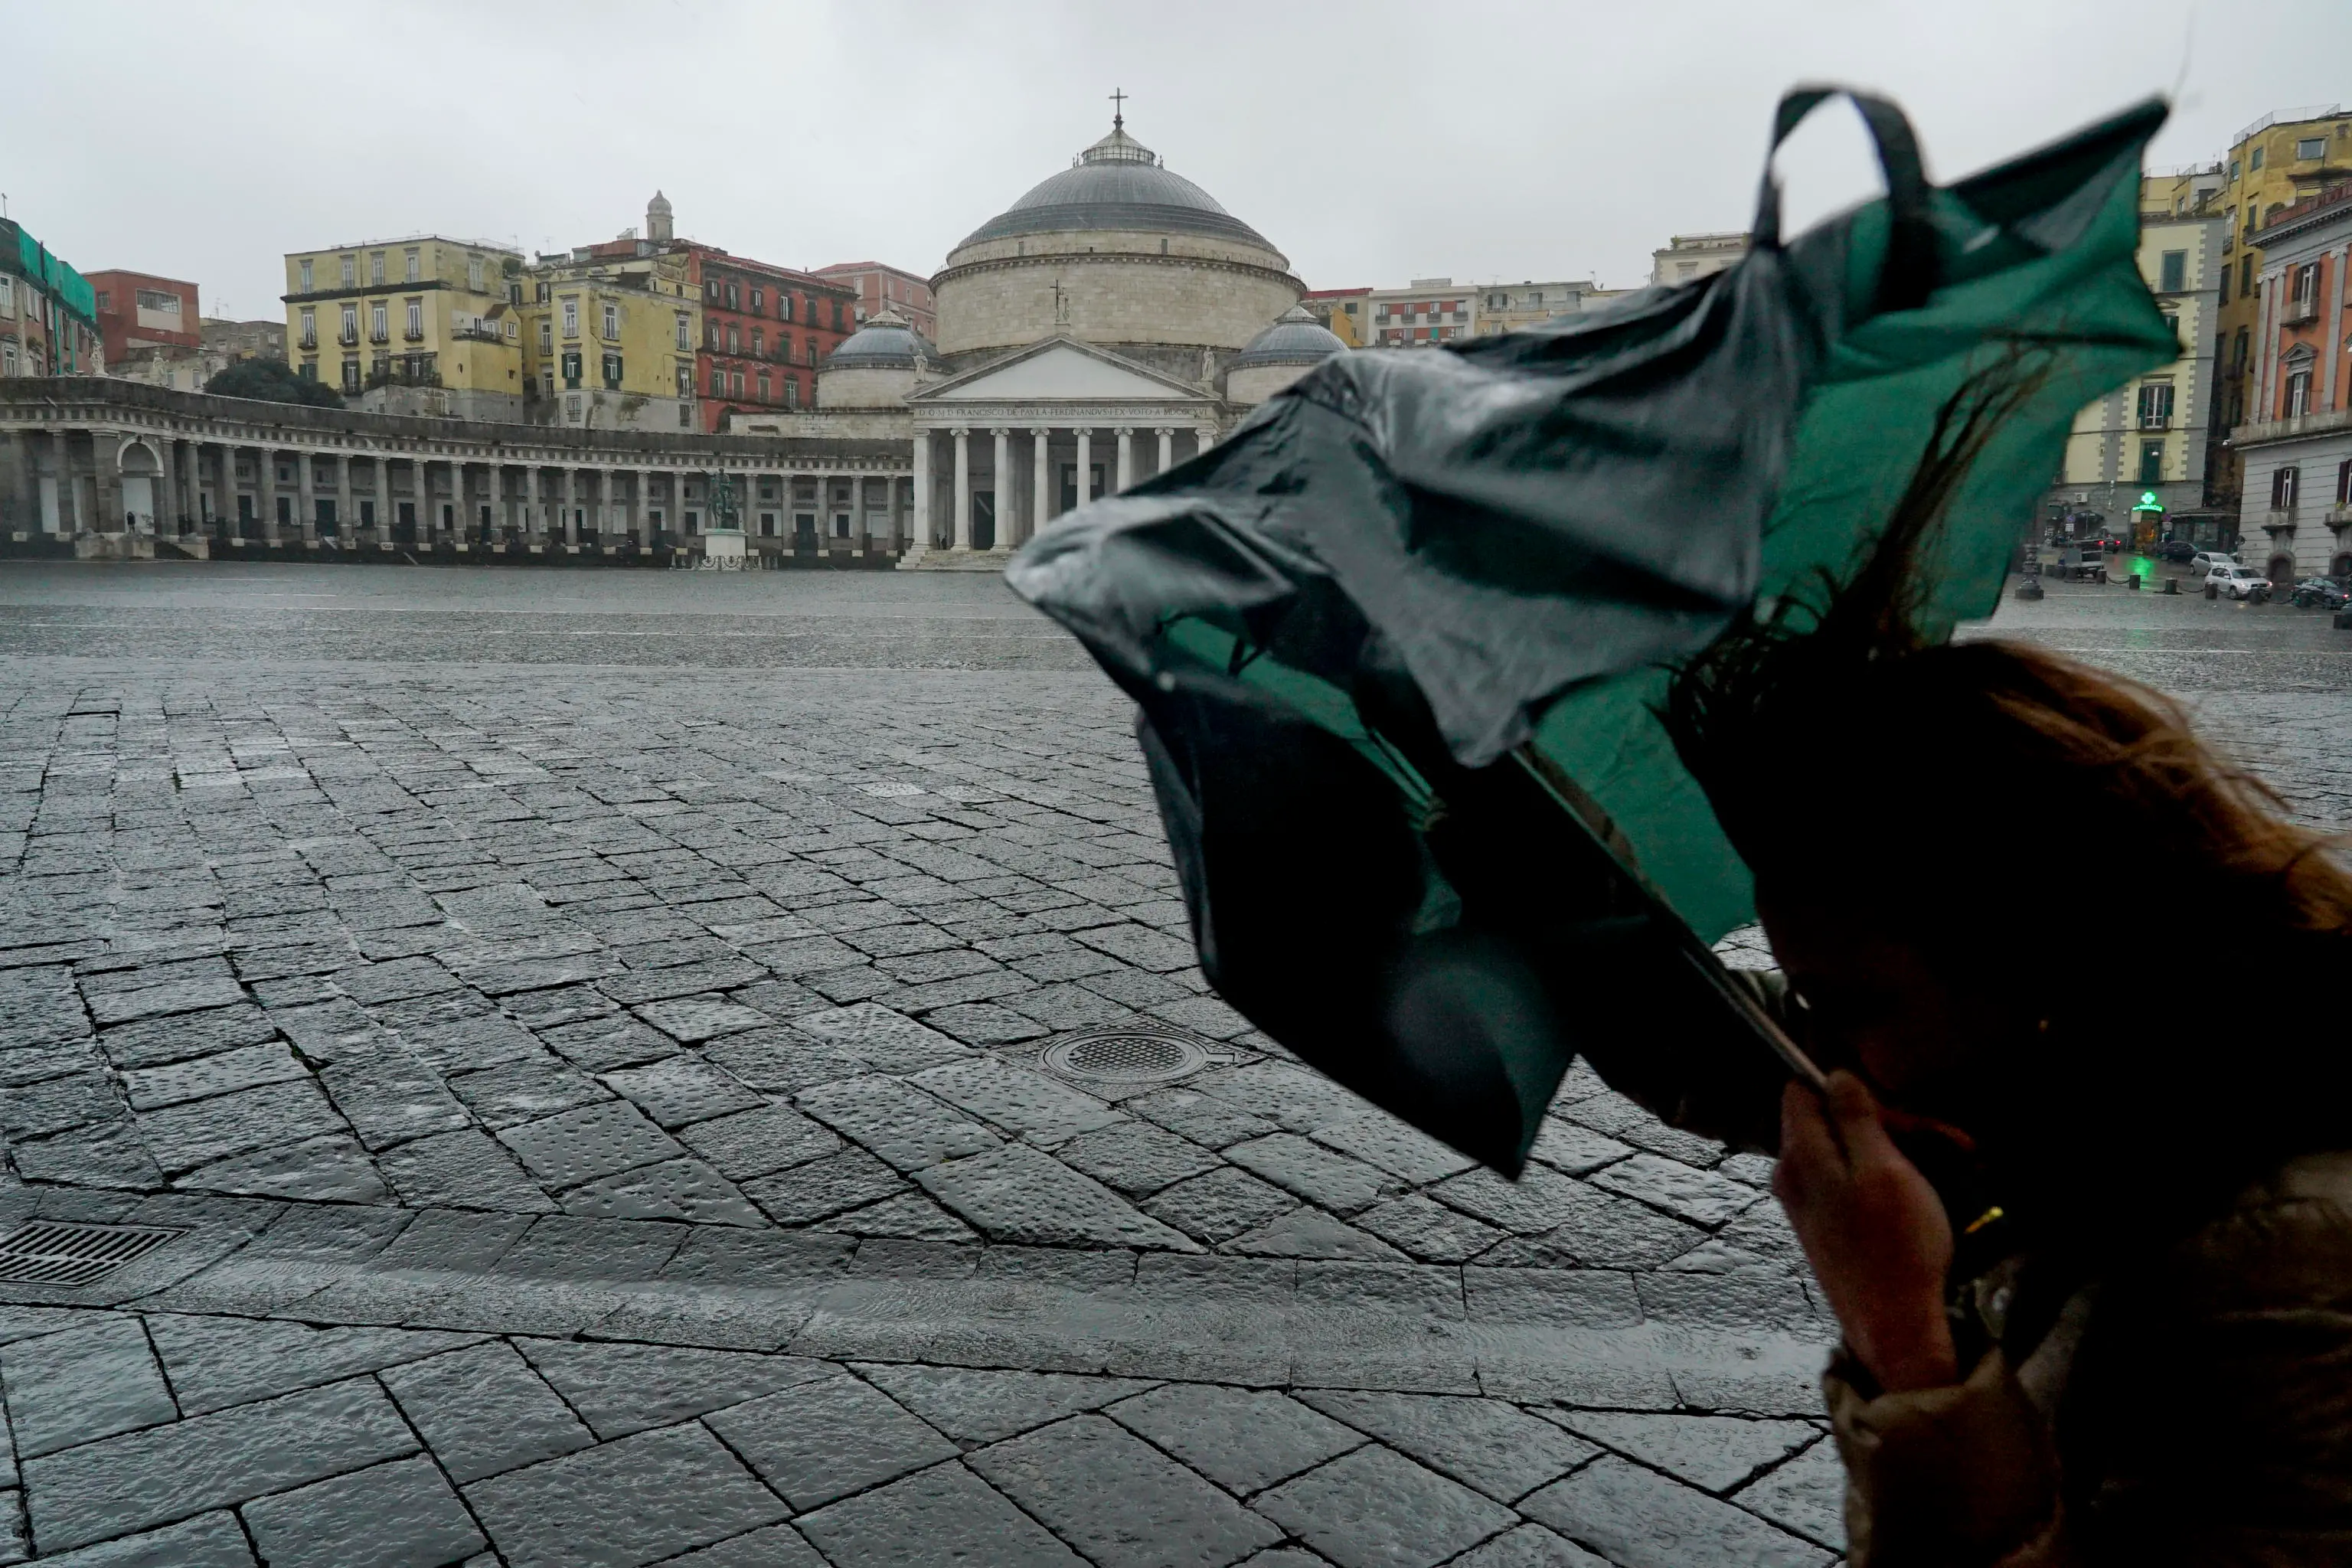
1775;1071;1958;1393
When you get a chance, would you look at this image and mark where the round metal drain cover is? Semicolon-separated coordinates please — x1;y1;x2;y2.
1042;1027;1210;1085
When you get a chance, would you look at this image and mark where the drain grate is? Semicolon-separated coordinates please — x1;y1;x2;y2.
0;1223;185;1287
1042;1027;1210;1086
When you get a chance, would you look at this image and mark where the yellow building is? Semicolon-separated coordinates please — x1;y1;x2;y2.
518;240;701;431
1301;288;1368;348
2047;188;2226;541
282;237;525;420
2213;106;2351;493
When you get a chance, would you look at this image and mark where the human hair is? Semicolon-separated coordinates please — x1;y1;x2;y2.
1663;361;2352;1213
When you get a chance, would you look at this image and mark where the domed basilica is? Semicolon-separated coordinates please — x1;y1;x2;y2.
738;110;1344;564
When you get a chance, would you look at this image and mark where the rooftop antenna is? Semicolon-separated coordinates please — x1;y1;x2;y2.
1109;87;1127;131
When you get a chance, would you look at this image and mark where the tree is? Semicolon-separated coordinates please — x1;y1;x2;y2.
204;358;342;409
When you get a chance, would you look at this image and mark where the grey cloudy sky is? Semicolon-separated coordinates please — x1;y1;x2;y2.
9;0;2350;319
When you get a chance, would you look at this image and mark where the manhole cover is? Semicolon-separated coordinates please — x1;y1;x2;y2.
0;1223;185;1286
1041;1027;1210;1085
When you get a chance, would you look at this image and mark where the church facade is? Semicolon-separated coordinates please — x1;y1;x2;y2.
733;113;1346;567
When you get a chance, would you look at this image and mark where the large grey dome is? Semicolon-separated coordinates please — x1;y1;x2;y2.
1233;305;1346;368
825;309;932;368
955;123;1277;253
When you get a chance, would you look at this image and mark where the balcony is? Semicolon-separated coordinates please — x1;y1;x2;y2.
2138;415;2173;430
403;328;426;342
2286;296;2321;325
337;330;359;347
368;329;390;345
2233;406;2352;446
2262;509;2298;535
299;335;318;351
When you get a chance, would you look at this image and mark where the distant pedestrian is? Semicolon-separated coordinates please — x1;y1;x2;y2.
1645;425;2352;1564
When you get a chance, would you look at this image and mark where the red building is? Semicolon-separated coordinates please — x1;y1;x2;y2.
87;270;199;364
681;243;858;431
813;261;936;339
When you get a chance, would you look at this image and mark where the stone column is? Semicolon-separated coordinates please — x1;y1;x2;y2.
1156;427;1174;476
1076;430;1093;505
889;472;904;553
558;469;575;544
1116;427;1133;492
154;440;179;536
296;450;318;543
259;447;279;542
952;427;972;551
990;428;1010;551
1197;425;1218;460
181;442;201;534
1032;426;1051;538
908;430;931;561
336;452;354;540
58;435;82;536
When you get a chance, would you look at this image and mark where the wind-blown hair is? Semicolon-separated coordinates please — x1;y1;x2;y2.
1661;360;2352;1217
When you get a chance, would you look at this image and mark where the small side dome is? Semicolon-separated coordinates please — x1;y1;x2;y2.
823;308;933;369
1233;305;1346;368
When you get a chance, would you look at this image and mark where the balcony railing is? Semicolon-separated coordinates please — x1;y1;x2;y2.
2233;406;2352;445
2138;415;2173;430
368;330;390;344
403;328;425;341
337;330;358;346
2286;296;2321;325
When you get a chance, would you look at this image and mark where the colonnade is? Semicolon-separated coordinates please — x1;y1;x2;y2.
912;422;1218;555
3;426;912;555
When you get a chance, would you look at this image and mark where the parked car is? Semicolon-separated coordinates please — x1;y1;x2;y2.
2154;539;2199;563
2190;551;2242;576
2063;554;2109;583
2292;577;2352;609
2079;534;2125;554
2213;566;2273;600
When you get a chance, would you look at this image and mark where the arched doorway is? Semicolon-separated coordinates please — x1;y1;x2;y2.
116;440;162;534
2268;553;2295;588
2331;553;2351;580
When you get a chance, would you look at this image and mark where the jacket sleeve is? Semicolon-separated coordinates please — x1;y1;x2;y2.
1824;1347;2065;1568
2057;1176;2352;1563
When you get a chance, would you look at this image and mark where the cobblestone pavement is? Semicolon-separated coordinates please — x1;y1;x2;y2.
0;566;2330;1567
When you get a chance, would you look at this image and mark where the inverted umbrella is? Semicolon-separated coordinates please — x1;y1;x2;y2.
1005;88;2179;1174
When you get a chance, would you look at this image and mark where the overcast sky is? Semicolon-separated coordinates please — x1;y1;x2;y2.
9;0;2350;320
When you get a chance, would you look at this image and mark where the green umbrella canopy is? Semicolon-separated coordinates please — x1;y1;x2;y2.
1006;90;2179;1172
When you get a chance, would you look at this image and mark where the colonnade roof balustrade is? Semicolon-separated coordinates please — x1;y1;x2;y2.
0;378;909;468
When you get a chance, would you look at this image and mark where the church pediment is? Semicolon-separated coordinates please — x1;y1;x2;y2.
908;338;1210;405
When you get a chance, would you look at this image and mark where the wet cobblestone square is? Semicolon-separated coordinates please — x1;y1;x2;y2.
0;563;2332;1566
